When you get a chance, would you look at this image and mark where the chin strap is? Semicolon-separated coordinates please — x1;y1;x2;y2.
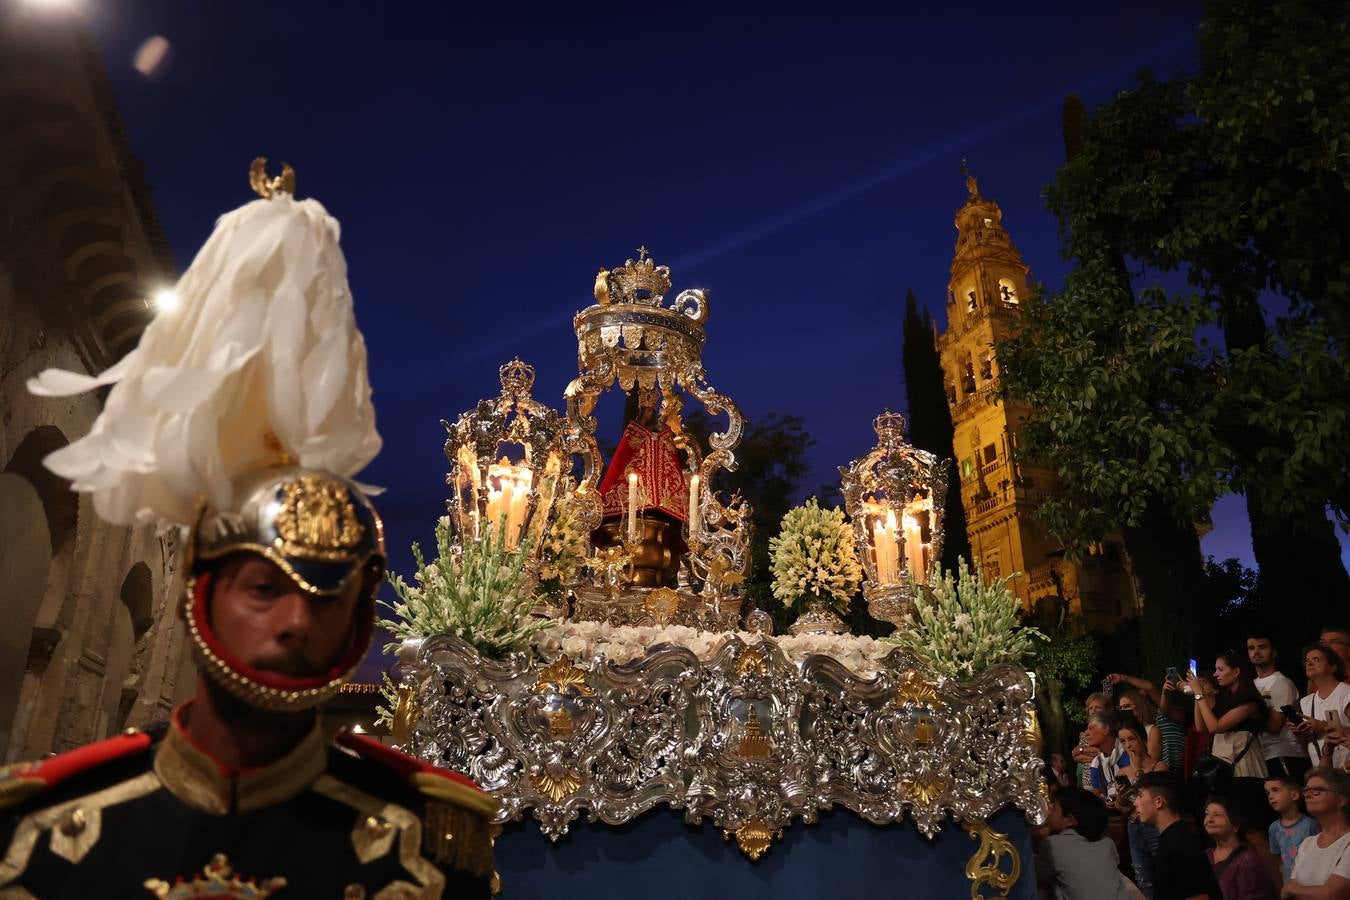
183;573;373;713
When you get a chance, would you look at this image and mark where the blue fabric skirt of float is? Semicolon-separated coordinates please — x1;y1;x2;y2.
495;805;1035;899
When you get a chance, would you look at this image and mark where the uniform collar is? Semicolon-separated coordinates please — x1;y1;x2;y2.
154;702;327;815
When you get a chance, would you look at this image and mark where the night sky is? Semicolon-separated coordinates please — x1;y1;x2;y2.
78;1;1348;634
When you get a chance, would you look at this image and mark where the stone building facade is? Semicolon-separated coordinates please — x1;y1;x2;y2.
936;174;1139;627
0;8;193;760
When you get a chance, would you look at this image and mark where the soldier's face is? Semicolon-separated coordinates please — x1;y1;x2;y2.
210;555;359;677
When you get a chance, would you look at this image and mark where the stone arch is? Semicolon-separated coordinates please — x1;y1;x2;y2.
0;474;53;759
5;425;77;554
1;427;77;761
997;278;1019;305
118;562;154;641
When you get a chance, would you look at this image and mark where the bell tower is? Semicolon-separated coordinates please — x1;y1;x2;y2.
936;168;1138;622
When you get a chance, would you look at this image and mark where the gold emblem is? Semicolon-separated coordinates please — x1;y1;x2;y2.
734;648;769;678
902;775;948;806
273;474;364;561
145;853;287;898
530;769;582;803
249;157;296;199
892;670;944;709
643;587;681;624
545;706;575;738
533;655;593;697
735;706;772;759
723;818;781;861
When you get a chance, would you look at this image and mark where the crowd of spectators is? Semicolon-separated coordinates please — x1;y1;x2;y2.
1034;624;1350;900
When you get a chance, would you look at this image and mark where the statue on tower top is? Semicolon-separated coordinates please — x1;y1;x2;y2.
960;159;980;200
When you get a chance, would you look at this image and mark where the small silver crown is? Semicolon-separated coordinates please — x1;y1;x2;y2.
874;410;907;445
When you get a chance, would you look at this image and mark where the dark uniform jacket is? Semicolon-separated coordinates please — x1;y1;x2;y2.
0;707;496;898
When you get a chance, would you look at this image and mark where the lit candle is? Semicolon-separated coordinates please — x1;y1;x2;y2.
515;468;534;548
499;480;514;546
627;471;639;541
902;511;923;578
688;474;701;536
873;521;890;583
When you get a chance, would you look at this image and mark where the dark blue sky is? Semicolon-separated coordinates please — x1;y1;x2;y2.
84;1;1345;603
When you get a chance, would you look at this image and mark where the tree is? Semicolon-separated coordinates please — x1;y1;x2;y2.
1025;595;1099;755
1191;0;1350;353
1040;63;1350;616
997;213;1225;676
901;289;972;572
1000;3;1350;672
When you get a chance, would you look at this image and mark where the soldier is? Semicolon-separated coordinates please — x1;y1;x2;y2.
1;161;496;897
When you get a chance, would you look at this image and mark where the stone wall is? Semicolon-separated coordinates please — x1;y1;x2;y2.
0;8;192;760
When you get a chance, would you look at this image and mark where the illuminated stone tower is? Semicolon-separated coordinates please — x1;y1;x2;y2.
936;169;1137;624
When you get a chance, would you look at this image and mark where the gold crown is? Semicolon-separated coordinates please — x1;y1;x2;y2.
874;410;907;445
602;247;672;306
498;357;536;398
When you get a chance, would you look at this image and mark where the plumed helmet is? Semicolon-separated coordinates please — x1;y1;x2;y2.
28;160;386;713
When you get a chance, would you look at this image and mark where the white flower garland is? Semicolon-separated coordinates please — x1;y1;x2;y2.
532;621;892;677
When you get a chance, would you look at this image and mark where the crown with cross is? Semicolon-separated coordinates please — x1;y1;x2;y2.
498;357;536;399
600;246;673;306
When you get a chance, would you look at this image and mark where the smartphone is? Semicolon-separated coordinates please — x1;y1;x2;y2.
1165;666;1180;686
1330;710;1342;726
1188;658;1199;677
1282;704;1305;725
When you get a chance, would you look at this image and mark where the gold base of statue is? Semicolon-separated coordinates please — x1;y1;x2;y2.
593;517;683;588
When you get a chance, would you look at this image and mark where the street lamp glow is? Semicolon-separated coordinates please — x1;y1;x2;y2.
152;289;179;312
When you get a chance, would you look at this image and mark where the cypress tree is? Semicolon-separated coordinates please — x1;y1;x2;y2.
901;289;971;572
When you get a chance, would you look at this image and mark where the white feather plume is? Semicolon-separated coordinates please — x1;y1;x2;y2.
27;193;381;528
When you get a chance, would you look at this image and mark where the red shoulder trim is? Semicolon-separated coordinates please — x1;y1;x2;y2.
5;729;152;792
334;730;484;793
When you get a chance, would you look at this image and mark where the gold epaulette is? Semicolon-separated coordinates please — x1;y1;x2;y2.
0;729;153;812
411;772;497;881
0;763;46;811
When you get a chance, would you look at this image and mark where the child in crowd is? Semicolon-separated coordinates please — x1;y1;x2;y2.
1266;773;1320;886
1034;786;1138;899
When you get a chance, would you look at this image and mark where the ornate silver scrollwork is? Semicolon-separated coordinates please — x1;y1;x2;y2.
397;634;1045;858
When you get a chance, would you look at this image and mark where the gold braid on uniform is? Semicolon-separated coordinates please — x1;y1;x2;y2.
411;773;496;880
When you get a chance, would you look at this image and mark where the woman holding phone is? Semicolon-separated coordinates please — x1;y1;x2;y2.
1190;652;1271;829
1295;644;1350;771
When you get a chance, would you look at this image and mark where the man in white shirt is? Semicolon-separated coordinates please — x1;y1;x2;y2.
1248;632;1311;780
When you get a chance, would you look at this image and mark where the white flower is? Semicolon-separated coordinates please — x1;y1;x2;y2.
886;558;1047;678
769;498;862;611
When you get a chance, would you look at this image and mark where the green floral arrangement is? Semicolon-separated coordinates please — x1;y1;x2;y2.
379;516;553;659
769;497;863;612
536;488;589;601
888;558;1047;679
